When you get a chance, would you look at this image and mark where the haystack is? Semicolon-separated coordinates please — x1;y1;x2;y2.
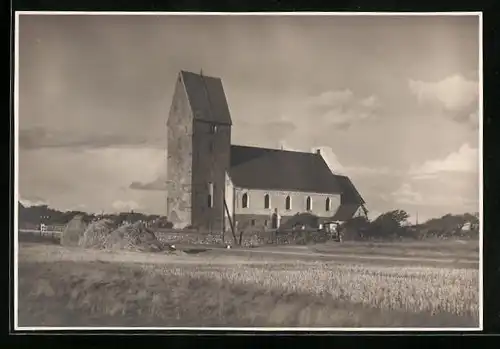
78;219;115;248
61;214;87;247
104;221;164;252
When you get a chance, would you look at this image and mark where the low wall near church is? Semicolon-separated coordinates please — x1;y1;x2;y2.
154;227;331;248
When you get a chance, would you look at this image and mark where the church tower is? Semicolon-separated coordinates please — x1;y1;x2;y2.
166;70;232;231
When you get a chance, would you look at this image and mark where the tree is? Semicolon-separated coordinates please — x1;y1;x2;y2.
340;216;371;240
416;212;479;239
369;209;411;239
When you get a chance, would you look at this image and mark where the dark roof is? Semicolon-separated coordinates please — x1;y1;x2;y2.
336;175;365;205
180;70;232;125
229;145;365;205
331;204;363;221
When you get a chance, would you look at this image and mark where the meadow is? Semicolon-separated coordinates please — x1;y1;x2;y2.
16;238;480;329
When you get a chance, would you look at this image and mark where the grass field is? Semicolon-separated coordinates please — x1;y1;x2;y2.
17;238;480;329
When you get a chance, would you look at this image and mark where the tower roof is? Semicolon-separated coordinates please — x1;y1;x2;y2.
180;70;232;125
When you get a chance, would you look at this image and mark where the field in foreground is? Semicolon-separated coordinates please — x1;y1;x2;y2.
17;241;479;328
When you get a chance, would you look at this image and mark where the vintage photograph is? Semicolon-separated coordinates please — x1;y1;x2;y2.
15;12;481;329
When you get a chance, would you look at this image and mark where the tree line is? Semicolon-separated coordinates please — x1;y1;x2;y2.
18;202;479;241
17;202;173;229
340;210;479;240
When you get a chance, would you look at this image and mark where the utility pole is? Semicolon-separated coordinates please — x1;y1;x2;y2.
416;211;419;225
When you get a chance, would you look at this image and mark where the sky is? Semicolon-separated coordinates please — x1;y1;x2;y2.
17;14;481;223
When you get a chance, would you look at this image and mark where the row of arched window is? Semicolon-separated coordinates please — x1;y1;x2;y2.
241;193;333;211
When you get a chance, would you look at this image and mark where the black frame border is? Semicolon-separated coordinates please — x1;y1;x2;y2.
7;0;500;343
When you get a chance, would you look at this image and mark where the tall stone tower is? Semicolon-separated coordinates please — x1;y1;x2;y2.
166;70;232;231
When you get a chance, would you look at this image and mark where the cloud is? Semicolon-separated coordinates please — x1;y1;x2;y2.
19;147;166;214
367;209;382;221
265;120;297;136
390;180;478;211
343;166;400;176
112;200;140;212
391;183;424;205
306;89;355;107
311;146;346;175
410;143;478;178
468;111;480;129
302;89;381;130
277;141;301;152
129;177;167;191
360;95;380;109
232;120;297;149
409;74;479;126
311;146;403;179
19;127;164;150
19;196;48;207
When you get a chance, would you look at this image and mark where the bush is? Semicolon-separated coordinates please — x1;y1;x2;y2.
415;213;479;240
340;210;479;241
340;210;413;241
340;216;371;240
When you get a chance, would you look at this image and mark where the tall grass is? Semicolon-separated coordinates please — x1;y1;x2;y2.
18;259;479;328
142;263;478;316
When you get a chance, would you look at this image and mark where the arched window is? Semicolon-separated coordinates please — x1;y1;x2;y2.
285;196;291;210
325;197;331;211
264;194;270;209
306;196;312;211
242;193;249;208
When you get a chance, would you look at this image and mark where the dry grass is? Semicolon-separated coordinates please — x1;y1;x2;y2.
309;239;478;260
142;263;478;317
17;242;479;328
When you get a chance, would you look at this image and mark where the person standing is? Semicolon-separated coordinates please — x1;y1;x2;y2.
335;223;344;243
271;208;281;230
271;208;281;243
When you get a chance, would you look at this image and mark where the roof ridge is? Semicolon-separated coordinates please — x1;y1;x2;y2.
180;70;219;81
231;144;318;156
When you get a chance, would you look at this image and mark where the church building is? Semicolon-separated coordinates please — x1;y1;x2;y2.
166;70;367;232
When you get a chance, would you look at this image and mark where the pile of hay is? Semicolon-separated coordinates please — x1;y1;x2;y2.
78;219;116;248
104;221;164;252
61;215;87;247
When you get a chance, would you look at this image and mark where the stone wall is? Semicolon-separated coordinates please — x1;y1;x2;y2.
154;228;331;248
156;231;224;246
167;74;194;228
191;121;231;231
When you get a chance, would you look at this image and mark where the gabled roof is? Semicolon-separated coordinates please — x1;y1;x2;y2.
229;145;365;205
180;70;232;125
331;204;363;222
335;175;365;205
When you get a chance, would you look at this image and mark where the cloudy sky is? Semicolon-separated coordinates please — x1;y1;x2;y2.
17;14;480;222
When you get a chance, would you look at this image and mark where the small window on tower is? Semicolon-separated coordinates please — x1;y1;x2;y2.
209;124;217;134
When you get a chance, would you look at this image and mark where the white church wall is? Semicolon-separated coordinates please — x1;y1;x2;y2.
233;187;341;218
